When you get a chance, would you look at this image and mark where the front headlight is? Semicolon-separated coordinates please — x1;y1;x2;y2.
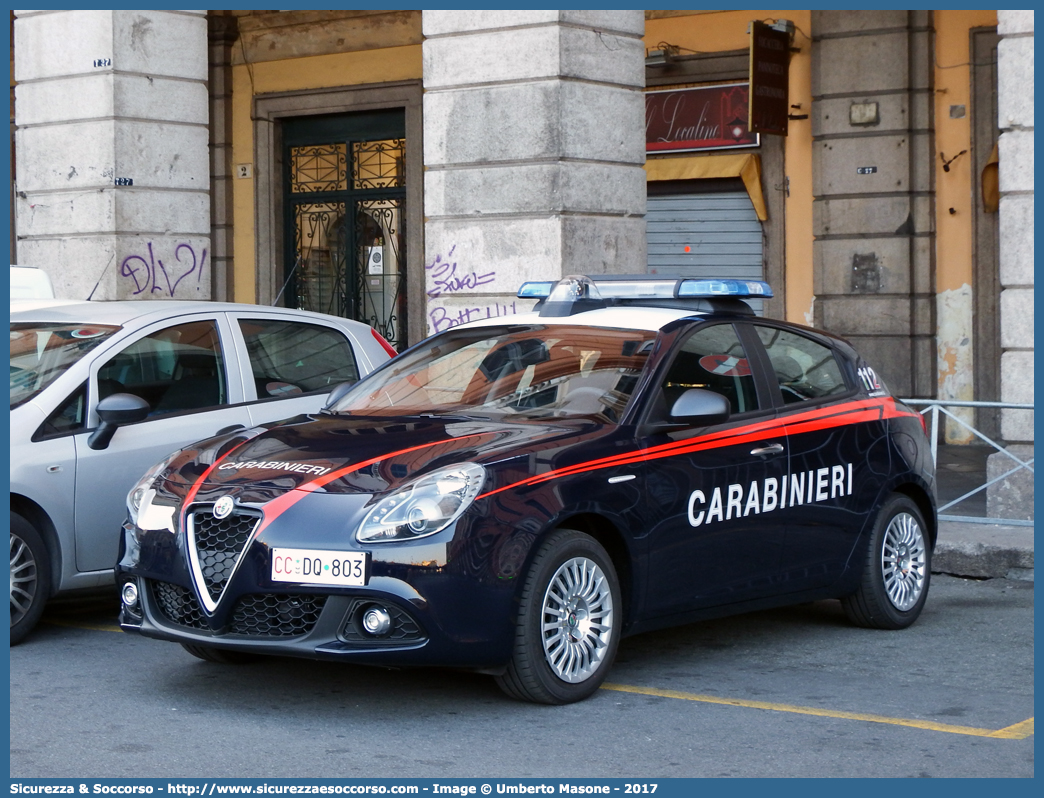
127;452;180;531
356;463;486;543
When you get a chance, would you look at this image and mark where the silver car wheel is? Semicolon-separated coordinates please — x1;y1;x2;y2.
881;511;926;612
10;532;39;628
540;556;615;684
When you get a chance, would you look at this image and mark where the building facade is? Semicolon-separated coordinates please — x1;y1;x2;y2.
11;9;1033;450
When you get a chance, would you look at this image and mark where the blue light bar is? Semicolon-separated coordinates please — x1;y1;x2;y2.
517;282;555;299
517;275;774;316
677;279;773;299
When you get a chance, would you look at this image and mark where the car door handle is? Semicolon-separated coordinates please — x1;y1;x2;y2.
751;443;784;456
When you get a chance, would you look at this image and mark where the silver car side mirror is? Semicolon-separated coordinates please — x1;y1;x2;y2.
88;393;151;450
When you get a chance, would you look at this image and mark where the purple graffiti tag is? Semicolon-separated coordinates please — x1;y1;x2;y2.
119;251;152;295
428;306;481;333
483;301;517;319
156;244;207;296
119;242;206;297
427;262;496;298
423;245;457;271
425;246;495;298
428;301;519;334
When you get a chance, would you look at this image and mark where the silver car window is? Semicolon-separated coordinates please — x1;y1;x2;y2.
10;323;120;409
97;320;228;416
238;318;360;398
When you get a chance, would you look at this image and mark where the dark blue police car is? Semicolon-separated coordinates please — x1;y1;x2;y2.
117;276;936;704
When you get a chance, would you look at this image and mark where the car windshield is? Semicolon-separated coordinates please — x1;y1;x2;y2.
10;322;121;408
330;324;659;422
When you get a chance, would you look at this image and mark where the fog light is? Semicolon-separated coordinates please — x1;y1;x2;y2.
361;606;392;636
121;580;139;608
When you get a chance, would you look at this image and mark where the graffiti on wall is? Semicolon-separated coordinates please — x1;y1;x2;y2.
425;245;522;333
120;242;207;297
428;301;519;334
425;245;496;298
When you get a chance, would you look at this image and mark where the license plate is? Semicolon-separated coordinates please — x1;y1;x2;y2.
271;548;368;587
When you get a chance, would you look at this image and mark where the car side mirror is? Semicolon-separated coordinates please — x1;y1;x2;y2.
88;393;151;451
669;388;731;425
322;381;356;413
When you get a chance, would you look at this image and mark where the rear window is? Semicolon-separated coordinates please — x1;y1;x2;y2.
10;323;120;408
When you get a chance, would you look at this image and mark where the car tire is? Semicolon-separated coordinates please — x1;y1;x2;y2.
841;494;931;630
10;512;51;646
180;643;260;664
496;528;621;705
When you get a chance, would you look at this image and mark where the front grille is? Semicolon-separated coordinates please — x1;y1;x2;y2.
340;599;426;646
189;507;262;601
230;594;326;637
152;581;207;630
151;580;325;638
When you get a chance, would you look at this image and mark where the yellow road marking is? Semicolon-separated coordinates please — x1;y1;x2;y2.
41;617;122;633
989;717;1035;739
601;682;1034;739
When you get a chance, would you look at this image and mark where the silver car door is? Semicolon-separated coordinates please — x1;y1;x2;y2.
72;313;252;574
10;397;78;586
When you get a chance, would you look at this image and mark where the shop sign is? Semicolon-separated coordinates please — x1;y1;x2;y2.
749;20;791;136
646;83;759;154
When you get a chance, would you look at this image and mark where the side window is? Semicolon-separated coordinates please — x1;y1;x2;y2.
35;382;87;439
755;326;849;404
238;319;360;398
663;324;760;415
97;321;227;415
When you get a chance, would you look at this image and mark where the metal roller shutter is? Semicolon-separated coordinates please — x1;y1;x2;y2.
647;189;765;313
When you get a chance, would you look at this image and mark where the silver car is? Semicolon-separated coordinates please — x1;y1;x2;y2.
10;299;394;643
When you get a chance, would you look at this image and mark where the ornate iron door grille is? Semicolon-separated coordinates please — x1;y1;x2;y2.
283;115;407;351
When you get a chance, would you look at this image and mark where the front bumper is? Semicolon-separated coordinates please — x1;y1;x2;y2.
116;489;524;670
119;567;516;670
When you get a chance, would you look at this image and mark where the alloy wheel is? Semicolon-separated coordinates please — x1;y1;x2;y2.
880;512;927;611
10;532;39;628
540;556;615;683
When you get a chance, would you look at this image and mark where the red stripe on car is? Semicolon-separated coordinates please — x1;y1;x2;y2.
479;397;912;499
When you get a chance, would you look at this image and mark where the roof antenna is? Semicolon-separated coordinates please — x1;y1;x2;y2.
86;252;115;301
273;255;303;306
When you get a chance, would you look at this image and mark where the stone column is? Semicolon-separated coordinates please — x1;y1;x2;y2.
208;13;237;302
996;10;1034;443
14;10;211;301
421;10;646;335
810;11;935;398
987;10;1034;520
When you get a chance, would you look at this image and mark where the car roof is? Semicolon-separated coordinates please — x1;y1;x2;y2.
459;304;706;333
8;299;368;329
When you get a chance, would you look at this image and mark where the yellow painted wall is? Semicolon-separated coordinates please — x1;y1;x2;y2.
933;10;996;427
230;45;423;303
934;9;998;294
782;11;813;327
645;11;814;324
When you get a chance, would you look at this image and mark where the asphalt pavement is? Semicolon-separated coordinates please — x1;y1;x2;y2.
10;574;1034;778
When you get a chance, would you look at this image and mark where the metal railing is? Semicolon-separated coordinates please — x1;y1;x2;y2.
902;399;1034;527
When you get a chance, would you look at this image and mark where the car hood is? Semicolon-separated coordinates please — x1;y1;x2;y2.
160;413;610;498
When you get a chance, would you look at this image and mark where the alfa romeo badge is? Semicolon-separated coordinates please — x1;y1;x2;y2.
212;496;235;519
